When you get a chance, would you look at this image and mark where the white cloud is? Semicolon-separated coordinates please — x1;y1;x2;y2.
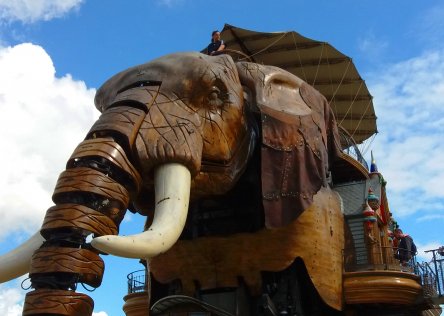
156;0;184;8
358;31;389;62
366;50;444;219
415;241;443;262
0;284;24;316
0;0;83;23
414;4;444;47
0;285;108;316
0;43;98;241
417;214;444;223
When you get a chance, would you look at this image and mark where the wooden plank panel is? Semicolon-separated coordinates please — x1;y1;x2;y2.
150;186;344;311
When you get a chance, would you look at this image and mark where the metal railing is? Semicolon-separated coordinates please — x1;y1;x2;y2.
416;262;440;297
343;245;417;273
338;126;369;170
344;245;444;303
416;248;444;300
127;269;148;294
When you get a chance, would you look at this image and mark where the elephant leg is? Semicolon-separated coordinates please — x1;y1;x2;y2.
23;107;143;315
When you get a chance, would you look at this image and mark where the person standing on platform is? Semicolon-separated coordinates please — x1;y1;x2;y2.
394;228;417;265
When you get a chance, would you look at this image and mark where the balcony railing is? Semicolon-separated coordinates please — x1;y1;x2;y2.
127;269;148;294
344;245;417;273
338;126;369;170
343;244;444;305
416;248;444;303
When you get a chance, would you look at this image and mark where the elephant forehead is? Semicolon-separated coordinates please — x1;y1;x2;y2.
95;52;239;111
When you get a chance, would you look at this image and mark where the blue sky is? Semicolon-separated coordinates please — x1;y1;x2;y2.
0;1;443;315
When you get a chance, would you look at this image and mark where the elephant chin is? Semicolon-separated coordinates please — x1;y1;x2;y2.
91;162;191;259
0;232;45;283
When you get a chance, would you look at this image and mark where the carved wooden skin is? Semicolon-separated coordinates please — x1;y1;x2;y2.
17;52;344;315
26;136;142;314
23;289;94;316
30;247;104;287
150;187;344;310
41;204;118;238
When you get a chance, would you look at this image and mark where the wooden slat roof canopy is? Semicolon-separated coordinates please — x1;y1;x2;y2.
216;24;378;145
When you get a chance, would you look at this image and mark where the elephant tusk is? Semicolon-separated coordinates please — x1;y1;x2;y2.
91;163;191;259
0;232;45;283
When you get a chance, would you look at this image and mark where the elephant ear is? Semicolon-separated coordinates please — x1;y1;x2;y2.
236;62;312;123
237;62;344;228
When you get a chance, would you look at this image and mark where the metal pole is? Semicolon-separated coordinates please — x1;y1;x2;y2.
438;259;444;297
432;250;442;296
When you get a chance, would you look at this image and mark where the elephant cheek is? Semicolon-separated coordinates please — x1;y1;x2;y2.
202;108;247;163
194;122;253;197
136;99;204;178
202;134;232;162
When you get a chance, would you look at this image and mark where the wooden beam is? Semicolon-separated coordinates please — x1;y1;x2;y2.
274;57;351;69
224;40;324;53
326;94;373;102
226;27;257;63
334;114;377;121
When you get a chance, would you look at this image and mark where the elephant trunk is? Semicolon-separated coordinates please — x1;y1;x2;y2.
91;162;191;258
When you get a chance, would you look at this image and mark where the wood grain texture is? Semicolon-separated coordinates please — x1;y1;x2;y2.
68;137;142;192
135;90;203;178
23;289;94;316
123;292;150;316
150;186;344;310
87;106;146;149
52;167;130;208
30;247;104;288
343;270;422;305
41;203;118;238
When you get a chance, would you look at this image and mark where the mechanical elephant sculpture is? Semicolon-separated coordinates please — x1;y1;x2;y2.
0;52;346;315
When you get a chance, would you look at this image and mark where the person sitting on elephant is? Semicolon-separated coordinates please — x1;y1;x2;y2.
207;30;226;55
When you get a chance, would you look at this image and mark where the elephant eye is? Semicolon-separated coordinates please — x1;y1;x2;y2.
209;86;221;99
209;87;220;100
207;86;224;108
